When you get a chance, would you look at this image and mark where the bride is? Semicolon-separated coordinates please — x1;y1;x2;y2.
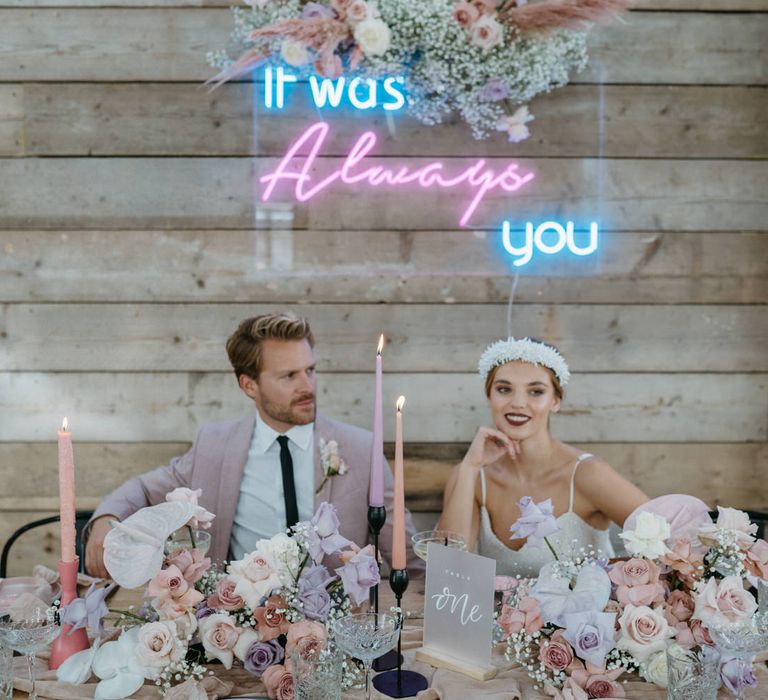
438;337;648;577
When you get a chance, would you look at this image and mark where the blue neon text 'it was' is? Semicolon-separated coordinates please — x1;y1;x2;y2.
263;67;406;111
502;221;599;267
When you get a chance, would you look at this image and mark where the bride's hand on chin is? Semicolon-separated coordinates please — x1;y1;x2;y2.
463;426;519;469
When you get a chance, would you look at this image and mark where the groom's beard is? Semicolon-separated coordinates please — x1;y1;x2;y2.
261;392;316;427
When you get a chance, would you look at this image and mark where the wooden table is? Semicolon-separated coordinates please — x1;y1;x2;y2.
11;585;768;698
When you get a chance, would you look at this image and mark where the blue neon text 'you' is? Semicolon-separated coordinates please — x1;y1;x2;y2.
262;67;406;111
502;221;599;267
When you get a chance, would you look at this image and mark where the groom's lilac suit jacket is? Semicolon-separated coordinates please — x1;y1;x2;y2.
91;413;425;576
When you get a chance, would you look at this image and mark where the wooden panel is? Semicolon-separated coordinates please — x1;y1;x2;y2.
2;303;765;372
1;158;765;231
1;230;766;304
6;83;766;159
0;11;764;84
0;371;764;442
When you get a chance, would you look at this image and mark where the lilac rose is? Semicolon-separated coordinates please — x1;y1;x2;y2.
300;563;336;590
336;545;380;606
296;578;332;621
243;639;285;677
720;655;758;695
195;603;217;620
561;610;616;669
307;502;352;562
510;496;559;547
480;78;509;102
302;2;334;19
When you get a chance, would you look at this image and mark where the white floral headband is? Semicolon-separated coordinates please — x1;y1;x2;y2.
478;337;571;388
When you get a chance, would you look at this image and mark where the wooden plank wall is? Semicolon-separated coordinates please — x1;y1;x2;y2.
0;0;766;574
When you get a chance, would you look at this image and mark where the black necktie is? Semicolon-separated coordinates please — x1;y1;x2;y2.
276;435;299;529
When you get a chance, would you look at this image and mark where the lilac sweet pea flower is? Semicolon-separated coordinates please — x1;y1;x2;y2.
60;582;116;636
302;1;334;19
480;78;509;102
336;545;380;606
510;496;559;549
243;639;285;677
307;502;352;562
720;654;758;695
561;610;617;669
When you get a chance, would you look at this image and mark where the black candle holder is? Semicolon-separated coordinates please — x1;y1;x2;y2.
372;568;429;698
368;505;401;672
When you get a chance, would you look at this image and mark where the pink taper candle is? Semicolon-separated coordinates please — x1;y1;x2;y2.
368;334;385;507
391;396;406;570
57;417;77;563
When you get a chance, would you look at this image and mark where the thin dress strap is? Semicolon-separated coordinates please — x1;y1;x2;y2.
568;453;594;512
479;467;487;507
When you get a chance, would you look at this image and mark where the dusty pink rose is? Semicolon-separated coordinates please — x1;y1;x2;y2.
346;0;369;23
664;590;695;624
470;15;504;51
662;537;704;585
285;619;327;658
745;538;768;578
263;663;294;700
472;0;496;14
569;663;626;698
199;613;241;669
690;619;715;646
539;629;574;672
147;565;204;609
166;548;211;585
609;558;664;607
498;596;543;638
616;605;675;661
453;1;480;28
253;594;290;642
207;576;244;612
692;575;757;628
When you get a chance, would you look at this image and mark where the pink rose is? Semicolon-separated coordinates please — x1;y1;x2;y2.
670;621;696;649
253;594;290;642
166;548;211;585
135;621;186;677
199;613;241;669
263;664;294;700
584;673;625;698
662;538;704;585
617;605;675;661
286;619;327;658
745;538;768;579
692;575;757;628
609;558;664;607
227;550;283;609
207;576;244;612
470;15;504;51
147;565;204;609
664;590;694;624
499;596;543;638
539;629;574;672
690;618;715;646
453;1;480;29
472;0;496;14
346;0;369;23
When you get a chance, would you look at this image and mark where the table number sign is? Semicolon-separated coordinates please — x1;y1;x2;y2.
415;543;497;680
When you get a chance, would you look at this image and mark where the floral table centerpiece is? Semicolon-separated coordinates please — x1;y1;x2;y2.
497;496;768;698
208;0;632;141
55;489;379;698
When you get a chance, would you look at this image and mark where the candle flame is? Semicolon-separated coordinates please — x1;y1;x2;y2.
61;417;68;431
396;395;405;412
377;334;384;355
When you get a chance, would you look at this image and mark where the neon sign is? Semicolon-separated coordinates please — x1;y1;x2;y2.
501;221;599;267
260;122;535;227
262;67;406;111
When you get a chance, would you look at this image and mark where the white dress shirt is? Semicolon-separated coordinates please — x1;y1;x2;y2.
229;414;315;560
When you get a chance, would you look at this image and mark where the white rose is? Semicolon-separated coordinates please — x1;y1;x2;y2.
199;613;241;669
640;649;668;688
134;621;186;678
692;575;757;628
699;506;757;548
354;18;391;56
280;40;309;67
617;604;675;661
619;511;671;559
255;533;301;585
227;550;283;608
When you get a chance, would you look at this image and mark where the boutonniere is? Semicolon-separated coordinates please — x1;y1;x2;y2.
316;438;349;495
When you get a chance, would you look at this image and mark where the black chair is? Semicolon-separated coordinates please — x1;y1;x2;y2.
0;510;93;578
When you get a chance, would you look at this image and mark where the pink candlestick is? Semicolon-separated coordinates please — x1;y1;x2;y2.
49;557;90;669
57;418;77;564
369;335;385;507
392;396;406;570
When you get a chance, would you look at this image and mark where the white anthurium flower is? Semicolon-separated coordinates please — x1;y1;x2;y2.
92;627;146;700
56;637;102;684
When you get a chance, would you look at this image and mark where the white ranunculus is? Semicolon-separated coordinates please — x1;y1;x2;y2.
280;40;309;67
640;649;668;688
353;18;391;56
619;511;672;559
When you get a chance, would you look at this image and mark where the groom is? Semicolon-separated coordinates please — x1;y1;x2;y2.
84;312;424;578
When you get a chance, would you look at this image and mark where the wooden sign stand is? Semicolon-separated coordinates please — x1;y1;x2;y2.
415;645;497;681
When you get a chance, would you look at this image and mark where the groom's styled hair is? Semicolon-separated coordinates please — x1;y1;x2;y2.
226;312;315;380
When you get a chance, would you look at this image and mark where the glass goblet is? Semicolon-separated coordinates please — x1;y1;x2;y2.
411;530;466;562
333;612;399;700
708;619;768;700
0;614;60;700
165;527;211;556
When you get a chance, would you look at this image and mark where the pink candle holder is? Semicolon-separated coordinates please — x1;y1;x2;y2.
49;557;90;669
